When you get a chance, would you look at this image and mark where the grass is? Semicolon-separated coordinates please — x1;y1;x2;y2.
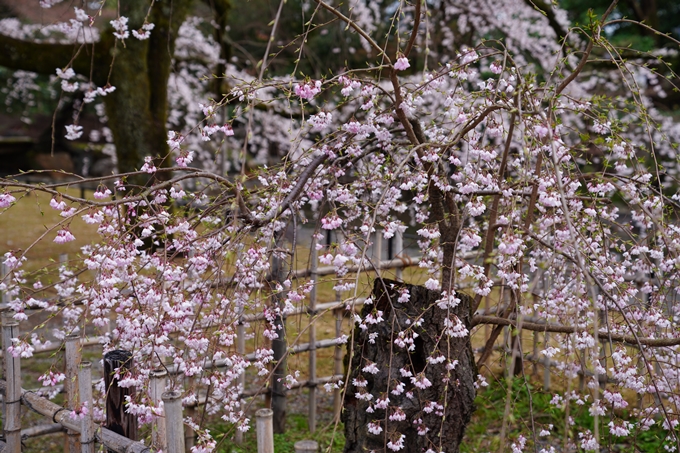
462;376;670;453
211;413;345;453
0;188;99;273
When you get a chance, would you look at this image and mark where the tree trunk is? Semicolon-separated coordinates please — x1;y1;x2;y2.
343;278;477;453
0;0;198;175
103;0;195;176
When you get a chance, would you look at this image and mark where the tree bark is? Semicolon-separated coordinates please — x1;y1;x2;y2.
343;279;477;453
103;0;194;176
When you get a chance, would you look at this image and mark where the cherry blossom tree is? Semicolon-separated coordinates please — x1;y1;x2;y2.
2;1;680;452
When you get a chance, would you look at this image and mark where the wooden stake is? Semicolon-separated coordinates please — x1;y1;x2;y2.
162;391;185;453
308;244;318;433
374;230;382;277
543;332;551;391
185;378;196;452
79;361;95;453
65;334;82;453
103;350;137;442
149;369;167;452
333;305;343;422
2;310;21;453
256;408;274;453
0;262;9;306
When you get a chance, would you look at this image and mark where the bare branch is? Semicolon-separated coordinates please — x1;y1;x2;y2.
312;0;387;60
473;315;680;347
403;0;422;59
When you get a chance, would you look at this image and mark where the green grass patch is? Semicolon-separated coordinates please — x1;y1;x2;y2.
211;414;345;453
462;376;670;452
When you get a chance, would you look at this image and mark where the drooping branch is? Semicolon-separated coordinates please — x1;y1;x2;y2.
402;0;422;59
238;153;328;226
473;111;516;314
312;0;387;59
1;168;233;208
555;0;619;96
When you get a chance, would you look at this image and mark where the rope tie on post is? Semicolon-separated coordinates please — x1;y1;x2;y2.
52;407;69;424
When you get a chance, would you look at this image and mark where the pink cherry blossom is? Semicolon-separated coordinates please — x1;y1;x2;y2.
54;229;76;244
0;193;15;208
294;80;322;100
394;57;410;71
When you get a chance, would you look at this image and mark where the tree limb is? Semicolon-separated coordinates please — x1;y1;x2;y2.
555;0;619;96
403;0;421;59
473;315;680;347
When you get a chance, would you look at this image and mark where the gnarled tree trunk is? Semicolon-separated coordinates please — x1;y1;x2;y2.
343;278;476;453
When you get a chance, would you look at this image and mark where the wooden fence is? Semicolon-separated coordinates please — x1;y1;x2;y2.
0;228;563;452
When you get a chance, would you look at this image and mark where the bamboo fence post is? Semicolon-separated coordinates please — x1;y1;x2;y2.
162;391;185;453
541;272;551;391
374;230;382;277
1;262;9;305
295;440;319;453
394;229;403;281
103;350;137;443
333;231;344;422
308;244;318;433
2;310;21;453
332;303;343;422
149;369;168;452
65;333;82;453
484;295;490;340
79;361;95;453
235;314;245;445
185;378;196;452
532;293;539;376
256;408;274;453
270;252;287;433
186;250;196;282
543;332;551;391
184;253;197;452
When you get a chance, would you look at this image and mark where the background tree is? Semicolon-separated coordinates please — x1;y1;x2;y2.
0;0;220;174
